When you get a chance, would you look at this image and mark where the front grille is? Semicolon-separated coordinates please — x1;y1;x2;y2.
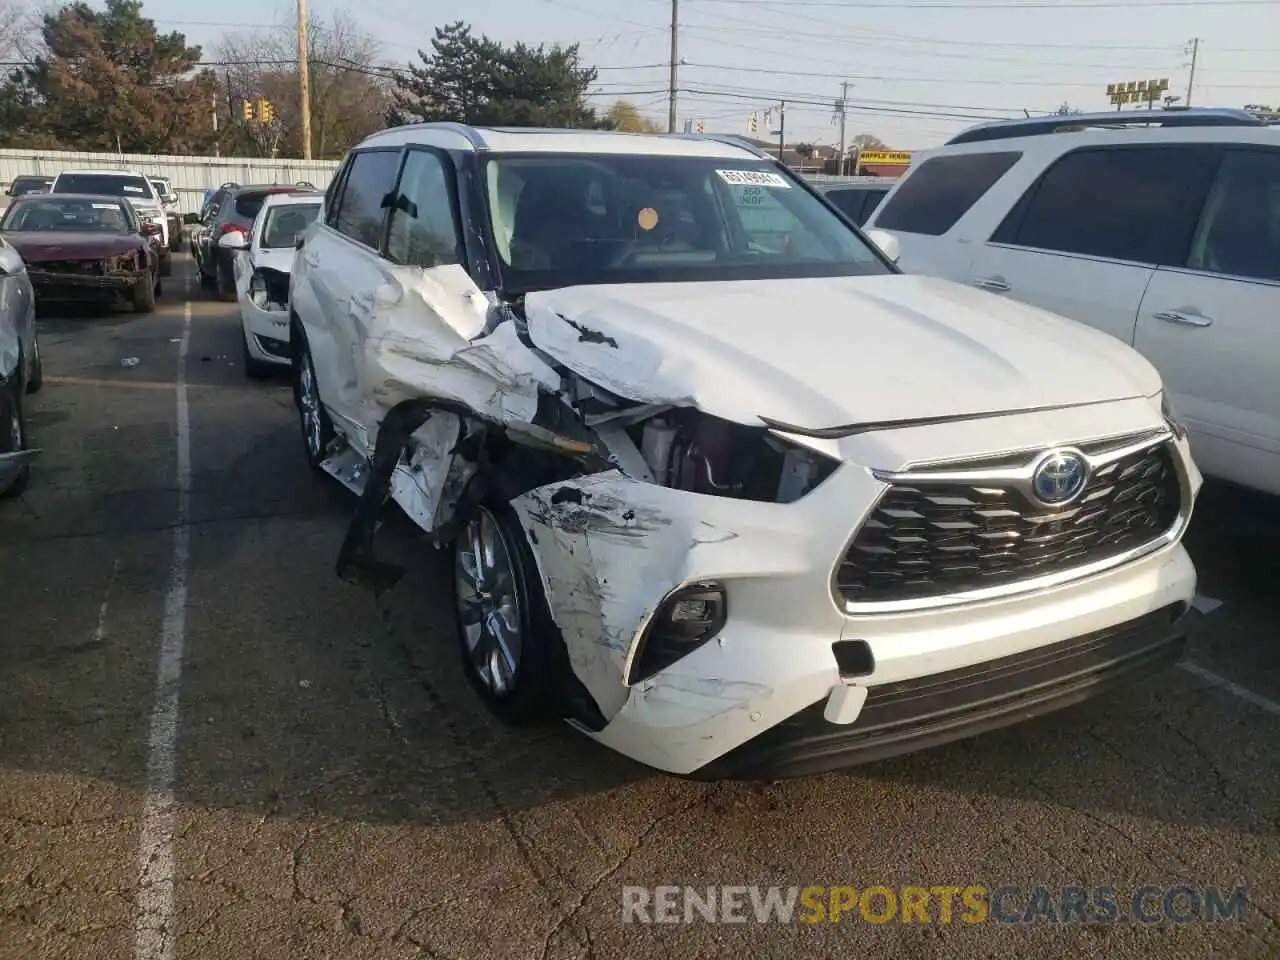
39;259;105;275
837;439;1182;605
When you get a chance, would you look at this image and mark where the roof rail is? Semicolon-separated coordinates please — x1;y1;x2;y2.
671;132;774;160
946;107;1266;145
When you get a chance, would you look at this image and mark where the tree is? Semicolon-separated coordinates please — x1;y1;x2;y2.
850;133;885;150
604;99;660;133
1054;102;1083;115
389;21;601;128
0;0;217;152
794;142;814;158
216;12;389;159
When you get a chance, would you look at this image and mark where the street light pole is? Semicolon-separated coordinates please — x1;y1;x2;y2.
667;0;679;133
297;0;313;160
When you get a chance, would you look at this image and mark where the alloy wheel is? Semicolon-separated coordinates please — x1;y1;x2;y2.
298;352;323;460
455;508;524;696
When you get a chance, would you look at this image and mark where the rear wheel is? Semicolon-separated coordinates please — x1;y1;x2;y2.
294;332;333;472
216;257;235;302
453;503;560;724
158;251;173;278
198;259;216;290
0;381;30;498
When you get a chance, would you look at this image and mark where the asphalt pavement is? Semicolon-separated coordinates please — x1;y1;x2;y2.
1;256;1277;960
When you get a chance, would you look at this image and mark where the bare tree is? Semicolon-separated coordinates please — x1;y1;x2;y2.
216;11;390;159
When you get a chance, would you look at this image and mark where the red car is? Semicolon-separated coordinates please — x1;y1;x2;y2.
0;193;162;312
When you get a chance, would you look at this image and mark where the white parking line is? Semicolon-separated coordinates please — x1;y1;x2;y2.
1179;662;1280;718
134;296;193;960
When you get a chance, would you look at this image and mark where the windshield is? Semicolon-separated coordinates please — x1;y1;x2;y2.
1;197;132;233
260;202;321;248
55;173;155;202
483;154;889;293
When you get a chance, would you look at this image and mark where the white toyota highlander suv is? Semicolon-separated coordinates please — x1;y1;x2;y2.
864;107;1278;497
288;123;1200;779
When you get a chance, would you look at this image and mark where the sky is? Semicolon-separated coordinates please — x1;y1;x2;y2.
147;0;1279;149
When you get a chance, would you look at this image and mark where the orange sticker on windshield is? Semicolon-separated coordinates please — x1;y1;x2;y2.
637;207;659;231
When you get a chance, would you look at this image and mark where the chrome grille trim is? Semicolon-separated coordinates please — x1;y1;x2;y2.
836;430;1193;615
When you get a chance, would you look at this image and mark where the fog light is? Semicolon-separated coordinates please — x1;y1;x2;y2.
627;583;727;685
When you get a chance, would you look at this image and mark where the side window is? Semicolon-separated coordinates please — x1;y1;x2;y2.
994;146;1214;265
386;150;463;268
1186;150;1280;282
333;150;401;248
324;157;352;227
874;152;1021;235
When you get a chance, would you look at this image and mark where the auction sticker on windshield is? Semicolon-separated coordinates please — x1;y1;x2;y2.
716;169;792;189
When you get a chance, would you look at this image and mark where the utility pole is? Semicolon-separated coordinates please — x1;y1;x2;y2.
297;0;313;160
775;101;785;160
667;0;679;133
837;81;849;176
1185;37;1200;107
212;92;219;158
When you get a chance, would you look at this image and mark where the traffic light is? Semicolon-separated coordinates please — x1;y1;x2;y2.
241;99;254;121
258;99;273;123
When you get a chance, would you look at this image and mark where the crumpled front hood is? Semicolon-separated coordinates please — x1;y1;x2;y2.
6;231;142;261
524;274;1161;431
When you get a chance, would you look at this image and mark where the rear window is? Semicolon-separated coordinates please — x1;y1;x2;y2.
8;177;52;197
874;152;1021;235
235;189;305;221
54;173;154;200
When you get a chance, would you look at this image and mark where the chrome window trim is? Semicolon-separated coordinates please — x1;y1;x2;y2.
834;430;1193;616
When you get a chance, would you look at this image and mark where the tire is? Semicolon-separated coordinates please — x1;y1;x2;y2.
293;331;333;472
132;273;156;313
216;257;236;302
26;337;42;394
154;273;162;299
452;502;561;725
199;260;216;290
242;327;274;380
159;251;173;278
0;381;30;499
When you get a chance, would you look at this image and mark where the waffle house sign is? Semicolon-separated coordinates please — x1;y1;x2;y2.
1107;79;1170;107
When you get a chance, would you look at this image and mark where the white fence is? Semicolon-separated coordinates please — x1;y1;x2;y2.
0;149;341;214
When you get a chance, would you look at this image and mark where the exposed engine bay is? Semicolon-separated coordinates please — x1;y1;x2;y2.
247;267;289;311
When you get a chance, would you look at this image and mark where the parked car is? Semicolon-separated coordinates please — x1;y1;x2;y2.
227;192;323;377
195;182;316;300
0;235;41;497
49;169;172;278
818;178;892;226
0;194;162;313
863;107;1280;497
148;176;185;253
287;124;1201;779
6;175;54;199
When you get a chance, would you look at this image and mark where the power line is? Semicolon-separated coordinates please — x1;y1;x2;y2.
687;0;1279;8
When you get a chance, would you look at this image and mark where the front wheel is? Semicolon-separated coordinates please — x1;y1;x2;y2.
158;251;173;278
26;337;43;394
453;504;560;724
132;274;156;313
294;333;333;472
0;382;30;498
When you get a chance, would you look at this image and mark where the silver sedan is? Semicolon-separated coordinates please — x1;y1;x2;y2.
0;237;42;497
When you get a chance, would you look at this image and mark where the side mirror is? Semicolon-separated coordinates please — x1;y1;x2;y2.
865;229;901;265
218;230;248;250
295;233;306;251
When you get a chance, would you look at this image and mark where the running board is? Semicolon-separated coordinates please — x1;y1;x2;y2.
320;442;370;496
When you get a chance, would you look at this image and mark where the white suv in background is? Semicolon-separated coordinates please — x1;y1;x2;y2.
864;107;1279;496
287;123;1199;779
50;169;173;277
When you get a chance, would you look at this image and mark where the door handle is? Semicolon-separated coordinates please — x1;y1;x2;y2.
974;276;1010;292
1153;310;1213;328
